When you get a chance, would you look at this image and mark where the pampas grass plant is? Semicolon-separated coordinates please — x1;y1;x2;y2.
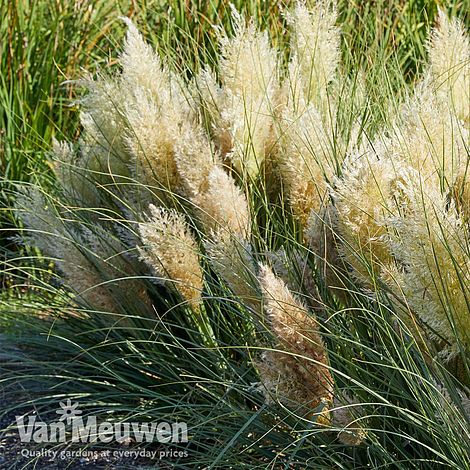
2;1;470;468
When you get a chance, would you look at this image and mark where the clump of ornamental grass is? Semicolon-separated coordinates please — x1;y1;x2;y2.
329;11;470;369
2;2;470;468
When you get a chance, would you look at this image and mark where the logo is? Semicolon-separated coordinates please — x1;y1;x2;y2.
56;399;82;424
15;401;188;444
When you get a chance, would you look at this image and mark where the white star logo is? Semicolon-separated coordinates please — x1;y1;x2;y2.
55;399;82;424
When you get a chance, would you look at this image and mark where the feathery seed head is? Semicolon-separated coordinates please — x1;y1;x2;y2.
279;103;333;225
120;18;189;108
119;20;197;202
214;8;278;178
219;8;278;101
16;189;122;313
332;148;402;285
120;17;164;94
138;205;203;310
194;166;251;239
257;264;333;416
393;83;468;191
286;1;340;112
428;10;470;125
124;87;182;197
80;78;130;174
386;180;470;353
174;125;217;200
